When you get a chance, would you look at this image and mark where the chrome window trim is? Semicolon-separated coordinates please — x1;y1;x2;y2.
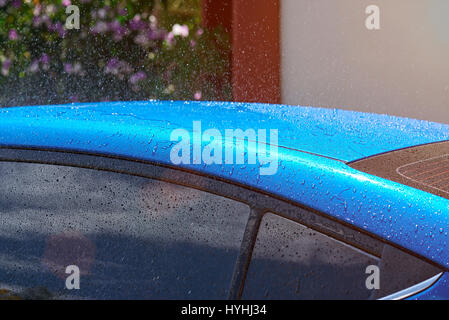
379;272;443;300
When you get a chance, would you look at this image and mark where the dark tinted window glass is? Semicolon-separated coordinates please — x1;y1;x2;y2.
373;244;442;299
0;161;250;299
242;213;379;300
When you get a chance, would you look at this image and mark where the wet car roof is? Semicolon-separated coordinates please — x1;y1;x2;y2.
1;101;449;269
1;100;449;162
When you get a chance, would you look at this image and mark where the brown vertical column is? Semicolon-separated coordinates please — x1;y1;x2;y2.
201;0;232;101
231;0;281;103
202;0;232;33
202;0;281;104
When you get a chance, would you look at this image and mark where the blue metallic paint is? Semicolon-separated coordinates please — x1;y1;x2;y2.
2;101;449;162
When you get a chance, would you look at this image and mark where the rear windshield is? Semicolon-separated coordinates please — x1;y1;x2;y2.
349;141;449;200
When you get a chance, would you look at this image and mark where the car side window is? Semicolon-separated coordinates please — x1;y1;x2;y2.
242;212;443;300
0;161;250;299
242;213;379;300
372;244;442;299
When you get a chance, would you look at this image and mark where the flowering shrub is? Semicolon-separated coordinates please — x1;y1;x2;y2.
0;0;231;106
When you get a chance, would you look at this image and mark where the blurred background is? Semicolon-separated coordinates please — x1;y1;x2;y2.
1;0;448;123
281;0;449;123
0;0;232;105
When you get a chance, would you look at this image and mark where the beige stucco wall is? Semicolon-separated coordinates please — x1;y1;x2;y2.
281;0;449;123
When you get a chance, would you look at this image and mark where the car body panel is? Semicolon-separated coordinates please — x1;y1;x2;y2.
1;101;449;270
1;101;449;162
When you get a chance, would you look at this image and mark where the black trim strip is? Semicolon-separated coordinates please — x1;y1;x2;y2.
228;207;264;299
347;140;449;165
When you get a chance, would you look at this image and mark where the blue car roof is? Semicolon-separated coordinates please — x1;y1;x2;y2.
2;101;448;162
1;101;449;268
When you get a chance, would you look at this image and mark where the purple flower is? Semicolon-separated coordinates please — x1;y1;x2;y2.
97;8;107;19
8;29;18;41
166;32;175;46
38;15;51;28
147;29;166;41
91;21;108;34
129;15;147;31
11;0;21;9
48;22;66;38
106;58;119;70
113;29;128;41
194;91;202;100
1;59;11;76
105;58;132;79
64;62;82;74
0;0;6;8
2;59;11;70
129;71;147;84
64;63;73;73
33;4;41;16
40;54;50;65
117;7;127;16
28;60;39;73
109;20;128;41
62;0;71;7
134;33;149;46
33;16;42;27
108;20;121;32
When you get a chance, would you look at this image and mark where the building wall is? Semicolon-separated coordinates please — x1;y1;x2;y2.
281;0;449;123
